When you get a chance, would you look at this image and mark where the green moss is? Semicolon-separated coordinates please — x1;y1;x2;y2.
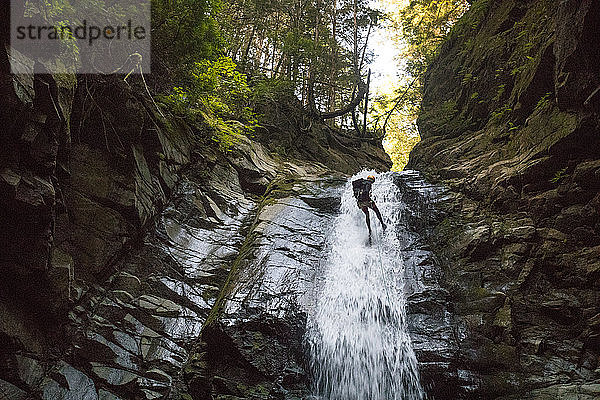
509;64;527;77
204;229;260;327
507;103;578;156
433;217;466;254
446;0;490;42
505;0;555;102
479;372;523;396
420;100;457;127
493;301;512;328
469;286;494;300
252;331;264;350
262;177;301;200
203;175;302;328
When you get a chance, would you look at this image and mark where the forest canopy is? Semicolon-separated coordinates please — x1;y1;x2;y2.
24;0;470;168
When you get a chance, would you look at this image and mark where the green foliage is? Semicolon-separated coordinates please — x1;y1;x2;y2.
372;0;468;169
152;0;223;79
490;104;511;124
510;64;527;76
191;56;253;117
162;56;257;150
462;72;476;85
534;92;553;112
372;83;422;171
441;99;459;119
22;0;146;72
251;77;295;103
493;84;506;102
507;121;519;132
384;131;420;171
550;168;568;184
396;0;471;77
446;0;489;42
505;0;553;90
219;0;379;114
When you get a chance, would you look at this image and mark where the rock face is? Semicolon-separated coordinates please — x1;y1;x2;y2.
408;0;600;398
0;6;391;397
188;173;346;400
3;0;599;399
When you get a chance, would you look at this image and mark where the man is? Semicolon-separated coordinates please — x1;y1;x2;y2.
352;175;386;243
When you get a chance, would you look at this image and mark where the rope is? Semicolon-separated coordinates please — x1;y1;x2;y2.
122;53;166;118
373;193;393;301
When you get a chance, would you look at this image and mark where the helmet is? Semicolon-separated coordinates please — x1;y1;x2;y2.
367;175;375;182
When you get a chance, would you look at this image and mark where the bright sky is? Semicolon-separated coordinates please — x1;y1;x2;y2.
369;0;408;96
370;28;399;94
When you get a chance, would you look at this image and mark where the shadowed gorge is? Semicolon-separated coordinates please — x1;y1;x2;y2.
1;0;599;399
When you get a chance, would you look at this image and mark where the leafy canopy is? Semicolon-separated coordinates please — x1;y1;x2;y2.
371;0;469;170
162;56;257;150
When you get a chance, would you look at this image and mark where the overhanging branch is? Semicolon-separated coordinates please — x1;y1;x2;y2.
319;77;367;119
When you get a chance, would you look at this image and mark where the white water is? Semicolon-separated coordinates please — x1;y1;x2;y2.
307;172;424;400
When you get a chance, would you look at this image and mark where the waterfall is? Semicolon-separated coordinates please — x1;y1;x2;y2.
306;171;424;400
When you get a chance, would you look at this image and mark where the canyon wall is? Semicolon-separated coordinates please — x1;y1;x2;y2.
408;0;600;397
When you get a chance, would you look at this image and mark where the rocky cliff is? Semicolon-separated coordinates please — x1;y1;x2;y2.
408;0;600;398
0;3;391;397
3;0;600;399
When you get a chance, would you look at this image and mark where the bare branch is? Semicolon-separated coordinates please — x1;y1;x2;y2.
319;77;367;119
382;77;418;135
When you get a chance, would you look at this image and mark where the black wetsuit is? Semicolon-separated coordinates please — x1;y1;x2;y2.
352;178;386;241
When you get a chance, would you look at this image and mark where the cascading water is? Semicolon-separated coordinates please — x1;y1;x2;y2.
307;171;424;400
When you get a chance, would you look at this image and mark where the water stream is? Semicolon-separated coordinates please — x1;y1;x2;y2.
307;172;424;400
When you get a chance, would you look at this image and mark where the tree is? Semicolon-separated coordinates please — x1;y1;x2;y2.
151;0;223;85
370;0;469;169
394;0;469;76
219;0;380;123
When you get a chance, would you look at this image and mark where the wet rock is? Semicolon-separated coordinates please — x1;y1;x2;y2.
506;225;536;242
573;160;600;190
48;248;74;300
0;379;29;400
194;173;343;399
41;362;99;400
554;205;589;233
113;272;142;292
405;0;600;397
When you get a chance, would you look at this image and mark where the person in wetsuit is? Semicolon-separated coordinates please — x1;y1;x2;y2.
352;175;386;243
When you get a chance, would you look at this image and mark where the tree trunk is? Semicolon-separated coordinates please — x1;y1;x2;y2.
329;0;337;114
362;69;371;137
242;25;256;72
307;0;321;114
320;76;367;119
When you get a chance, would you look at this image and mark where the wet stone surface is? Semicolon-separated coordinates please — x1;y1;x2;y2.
194;171;467;400
64;162;258;399
0;156;261;400
391;171;476;398
0;165;479;400
194;176;346;400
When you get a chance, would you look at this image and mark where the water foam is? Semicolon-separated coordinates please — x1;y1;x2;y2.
306;172;424;400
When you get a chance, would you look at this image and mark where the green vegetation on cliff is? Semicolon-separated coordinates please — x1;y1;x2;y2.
14;0;476;167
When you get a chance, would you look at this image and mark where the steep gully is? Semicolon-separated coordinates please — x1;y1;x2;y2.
185;168;455;400
1;32;452;393
4;0;600;397
0;143;457;400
